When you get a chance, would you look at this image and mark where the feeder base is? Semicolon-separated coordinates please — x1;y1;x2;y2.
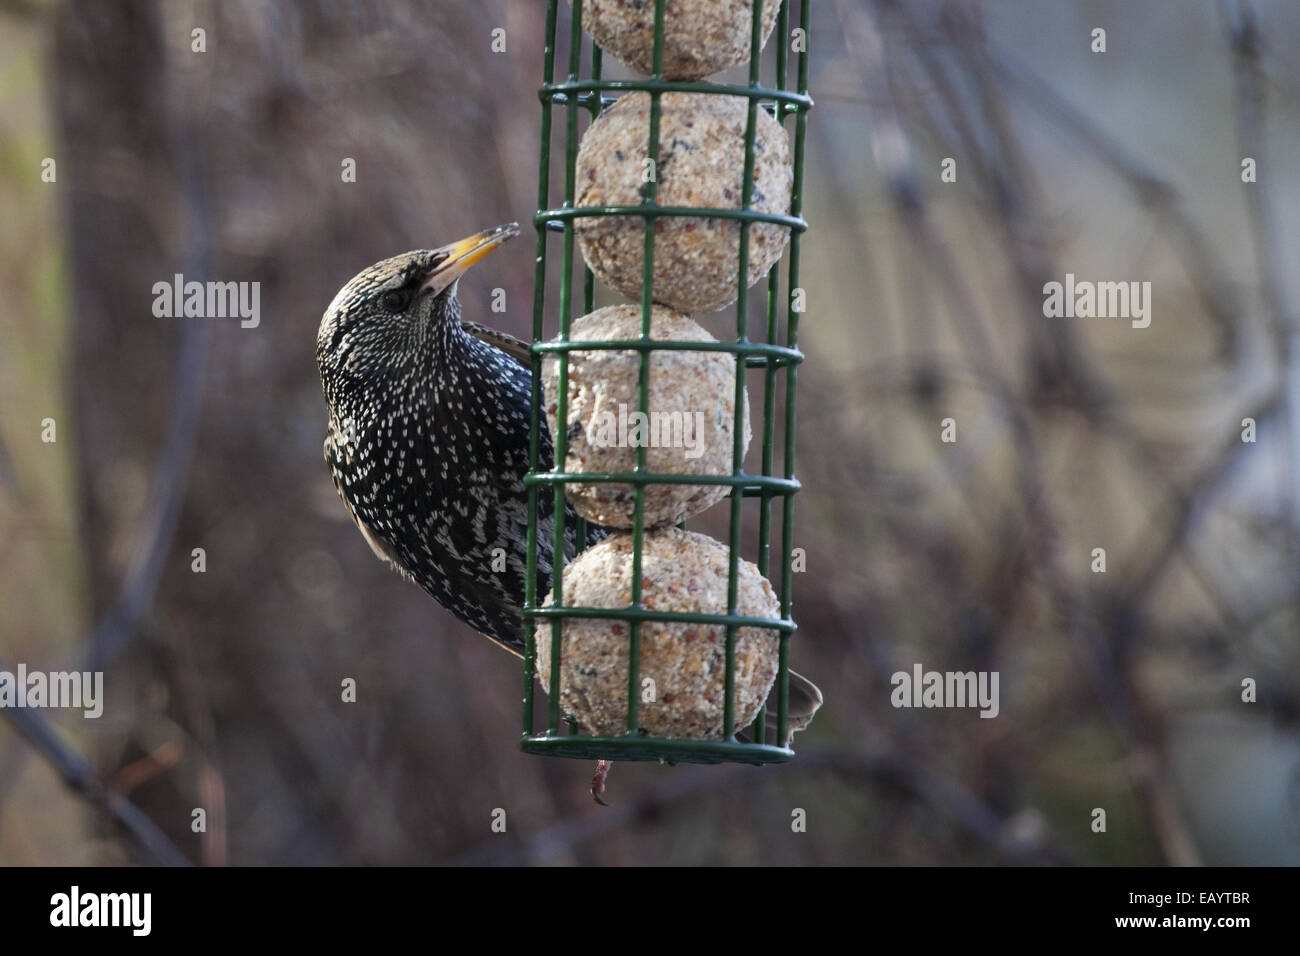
520;734;794;765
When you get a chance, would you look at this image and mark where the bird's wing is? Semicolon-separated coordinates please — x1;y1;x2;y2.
326;430;532;659
323;432;411;578
460;320;532;368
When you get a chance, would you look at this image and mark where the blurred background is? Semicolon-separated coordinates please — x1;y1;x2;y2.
2;0;1299;865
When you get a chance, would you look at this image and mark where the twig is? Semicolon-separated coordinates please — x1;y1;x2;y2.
1222;0;1300;558
0;656;190;866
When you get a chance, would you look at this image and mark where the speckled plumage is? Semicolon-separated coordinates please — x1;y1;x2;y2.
316;225;599;654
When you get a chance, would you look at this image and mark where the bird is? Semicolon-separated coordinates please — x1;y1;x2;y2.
317;223;592;652
317;223;822;782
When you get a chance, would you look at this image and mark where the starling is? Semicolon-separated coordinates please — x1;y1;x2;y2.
317;223;821;748
316;223;591;653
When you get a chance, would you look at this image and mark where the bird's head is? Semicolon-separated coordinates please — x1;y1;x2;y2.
317;222;519;401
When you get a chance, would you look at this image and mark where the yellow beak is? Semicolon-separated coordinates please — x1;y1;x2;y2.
420;223;520;297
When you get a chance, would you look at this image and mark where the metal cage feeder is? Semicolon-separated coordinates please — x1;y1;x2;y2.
522;0;812;766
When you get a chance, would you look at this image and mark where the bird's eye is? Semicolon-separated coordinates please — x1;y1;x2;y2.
380;290;409;312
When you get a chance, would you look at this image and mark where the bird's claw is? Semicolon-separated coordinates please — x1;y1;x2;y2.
591;759;613;806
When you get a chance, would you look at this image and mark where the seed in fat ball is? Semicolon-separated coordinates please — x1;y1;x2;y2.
543;304;750;528
536;528;782;740
576;92;793;315
573;0;782;81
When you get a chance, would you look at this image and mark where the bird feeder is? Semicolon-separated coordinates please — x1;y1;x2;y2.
522;0;812;765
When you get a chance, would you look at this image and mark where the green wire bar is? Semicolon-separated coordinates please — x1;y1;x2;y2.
522;0;812;766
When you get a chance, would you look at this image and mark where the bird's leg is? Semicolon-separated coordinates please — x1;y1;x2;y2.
591;759;613;806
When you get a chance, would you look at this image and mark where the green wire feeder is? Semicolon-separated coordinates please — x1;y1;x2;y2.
522;0;813;766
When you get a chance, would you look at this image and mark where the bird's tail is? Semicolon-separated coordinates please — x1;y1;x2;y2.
755;668;823;746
